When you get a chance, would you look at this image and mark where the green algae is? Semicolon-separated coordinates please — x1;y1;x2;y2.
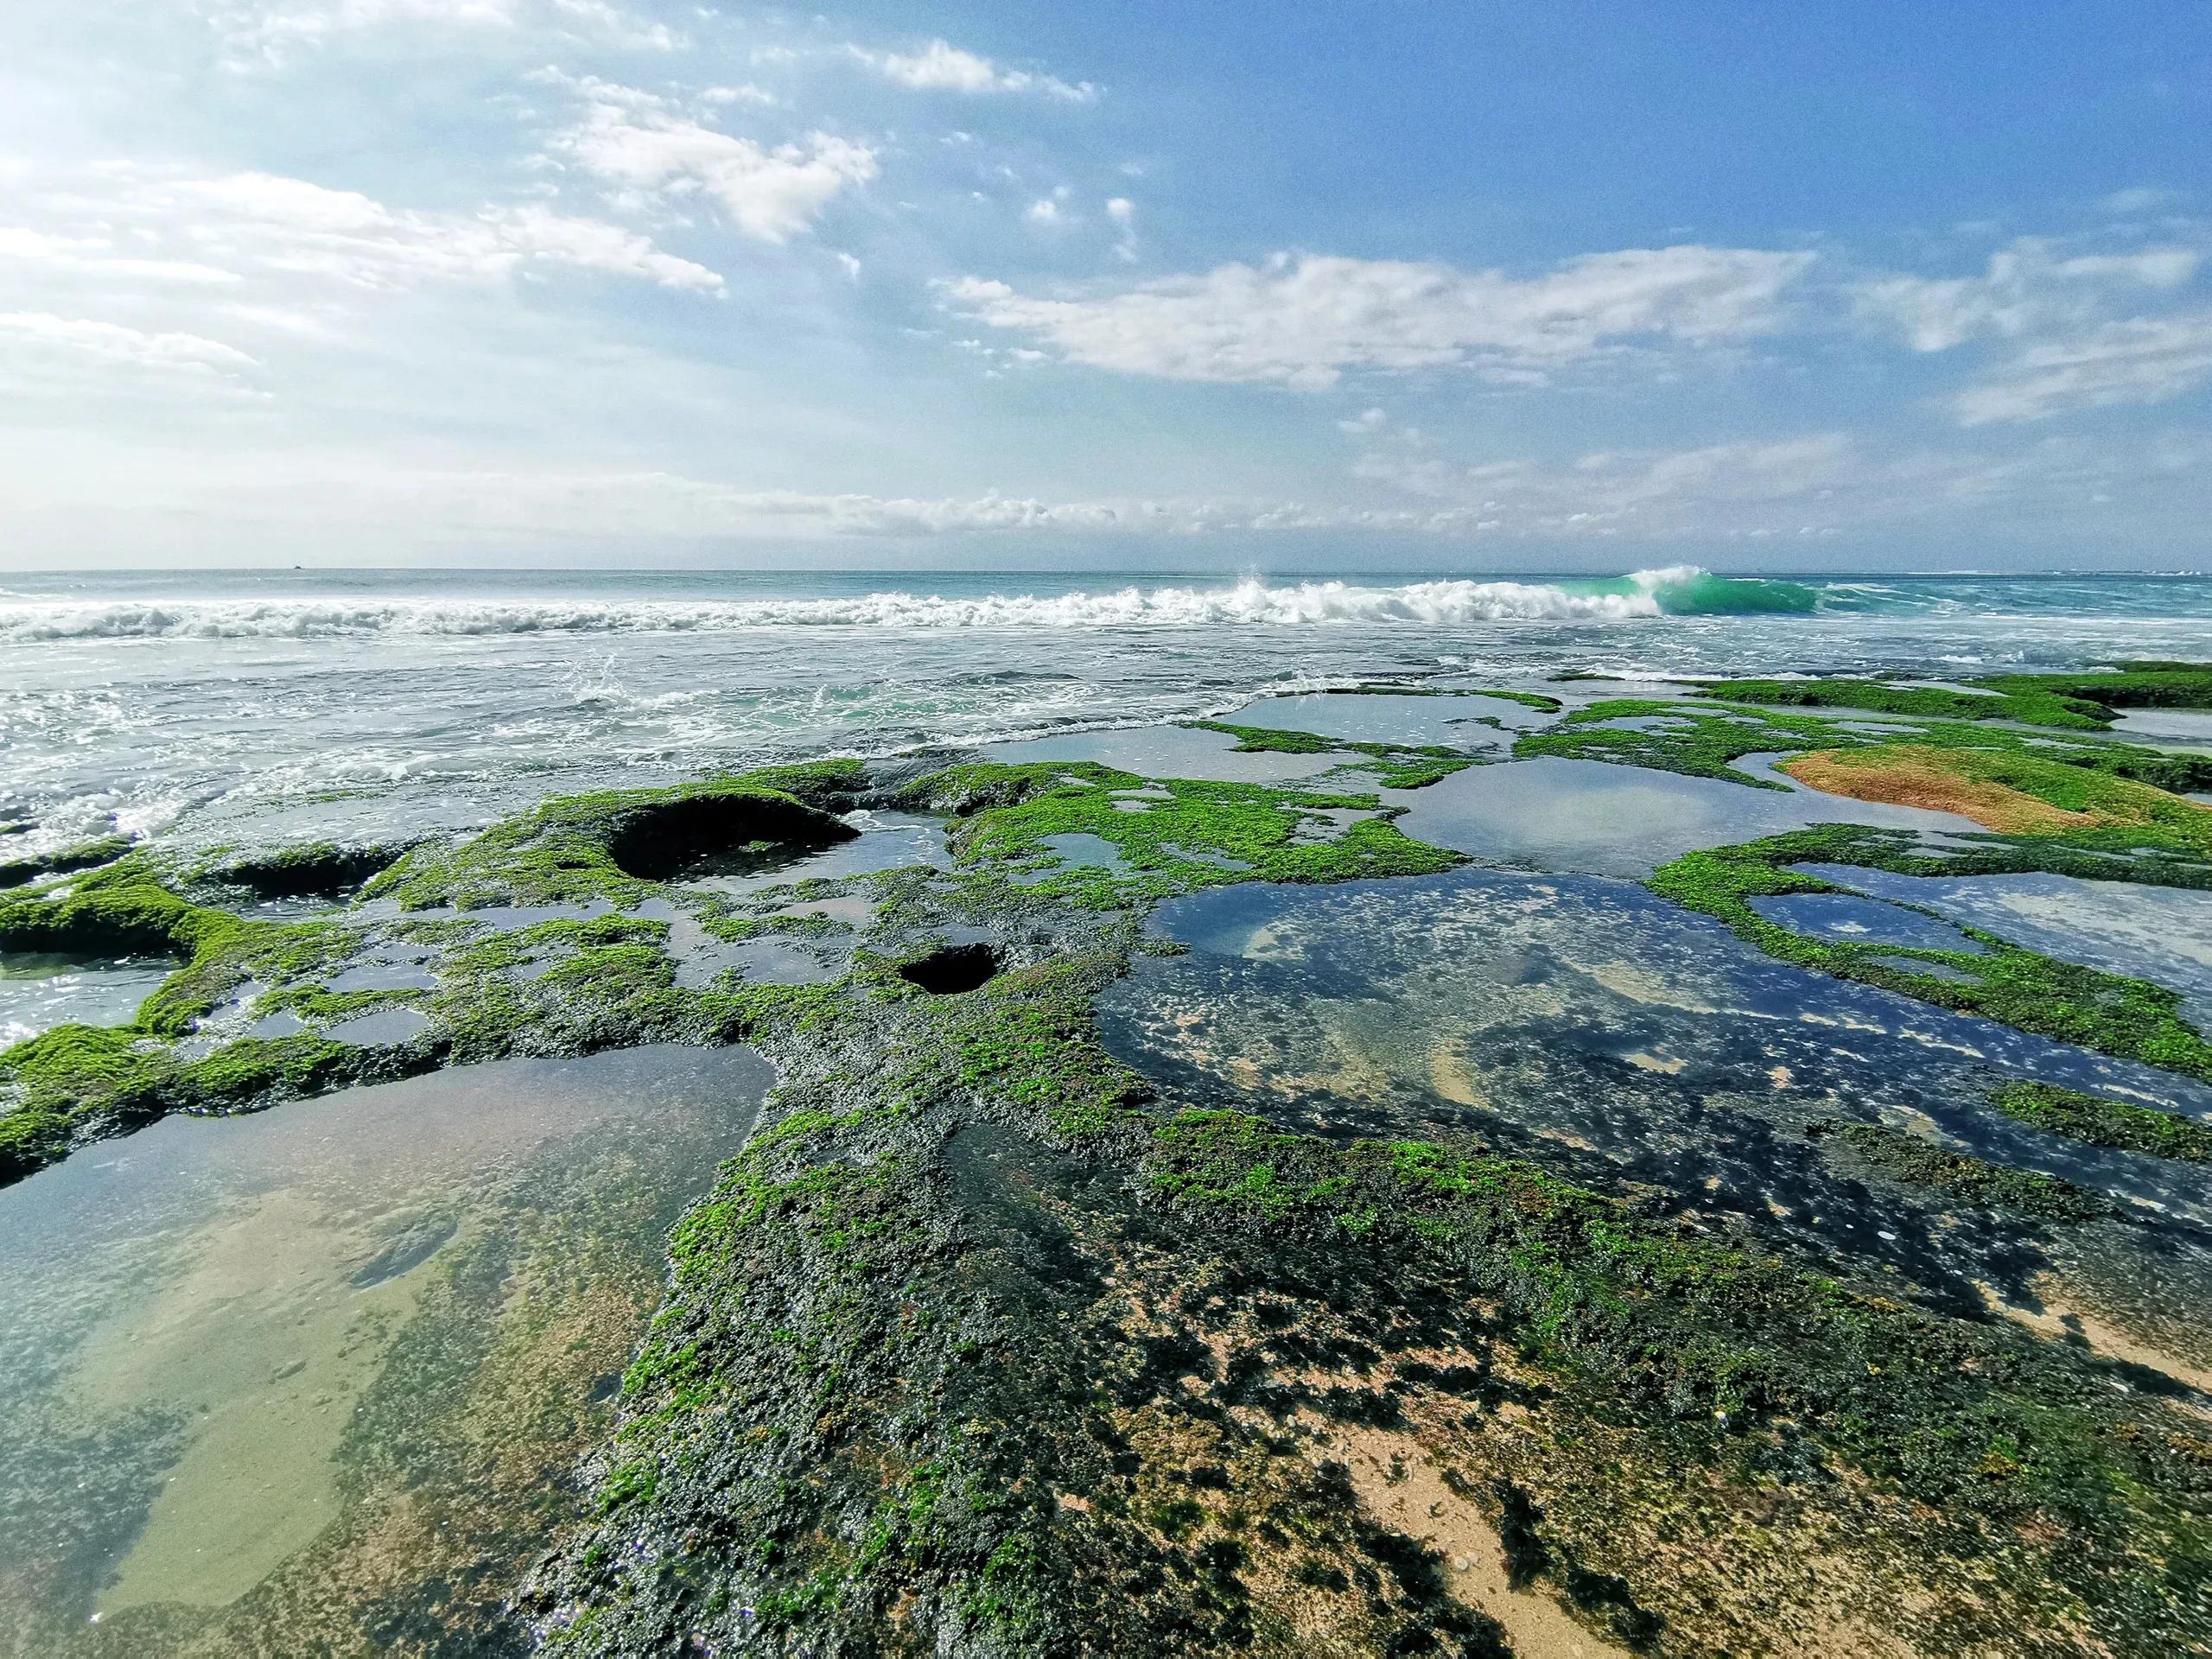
1191;720;1484;790
909;761;1461;905
1992;1081;2212;1164
1138;1109;2191;1537
12;720;2212;1651
365;773;860;910
0;835;132;892
198;840;409;899
1814;1120;2114;1222
0;1027;365;1179
1514;696;2212;798
1799;741;2212;853
1690;662;2212;731
530;746;2212;1656
1646;825;2212;1082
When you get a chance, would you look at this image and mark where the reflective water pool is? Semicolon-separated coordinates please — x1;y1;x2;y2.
1387;758;1979;876
677;808;950;898
1216;691;1526;750
983;724;1353;784
0;951;176;1045
1748;892;1990;955
1792;864;2212;1028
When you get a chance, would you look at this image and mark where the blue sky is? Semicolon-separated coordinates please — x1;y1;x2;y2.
2;2;2209;569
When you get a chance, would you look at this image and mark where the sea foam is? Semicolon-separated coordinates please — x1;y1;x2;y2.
0;567;1820;640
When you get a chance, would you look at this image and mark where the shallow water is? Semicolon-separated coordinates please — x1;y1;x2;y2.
323;1005;433;1046
1215;690;1525;749
1748;892;1989;955
9;569;2212;864
1011;832;1135;883
0;1045;771;1657
1386;757;1977;877
680;808;950;898
1101;872;2212;1306
983;724;1354;785
2109;709;2212;747
0;951;175;1044
1793;864;2212;1028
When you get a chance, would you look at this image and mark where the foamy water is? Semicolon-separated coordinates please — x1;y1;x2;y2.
2;566;2206;857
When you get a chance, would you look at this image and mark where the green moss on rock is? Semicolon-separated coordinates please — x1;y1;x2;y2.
1815;1121;2113;1221
1992;1081;2212;1163
1647;825;2212;1083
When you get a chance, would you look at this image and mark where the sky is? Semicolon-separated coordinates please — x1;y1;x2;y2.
2;2;2209;571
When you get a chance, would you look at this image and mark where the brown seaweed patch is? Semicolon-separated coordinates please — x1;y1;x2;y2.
1780;749;2092;835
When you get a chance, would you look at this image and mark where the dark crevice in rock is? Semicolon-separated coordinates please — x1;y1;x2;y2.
216;843;409;899
604;796;857;882
898;942;1001;995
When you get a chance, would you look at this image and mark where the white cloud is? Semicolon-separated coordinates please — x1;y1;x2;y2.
849;39;1096;103
2101;185;2183;217
1105;196;1136;262
0;227;241;285
1954;311;2212;423
1855;237;2199;352
1024;197;1059;224
0;311;261;379
1352;430;1858;533
1853;232;2212;422
149;172;725;290
202;0;682;61
701;84;778;108
948;246;1814;388
549;84;877;242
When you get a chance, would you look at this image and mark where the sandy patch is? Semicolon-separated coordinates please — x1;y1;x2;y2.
1978;1278;2212;1396
1326;1425;1628;1659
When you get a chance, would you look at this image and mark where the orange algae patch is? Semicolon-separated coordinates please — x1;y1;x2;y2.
1781;747;2093;834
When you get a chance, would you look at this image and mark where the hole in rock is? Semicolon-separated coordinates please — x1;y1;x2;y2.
899;942;1001;995
606;795;857;883
218;845;404;899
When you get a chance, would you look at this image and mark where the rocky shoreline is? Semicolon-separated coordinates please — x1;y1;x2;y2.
4;666;2212;1656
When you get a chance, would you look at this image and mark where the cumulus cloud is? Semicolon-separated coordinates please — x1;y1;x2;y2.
1854;232;2212;422
849;39;1096;103
547;81;877;243
947;246;1815;388
0;165;722;398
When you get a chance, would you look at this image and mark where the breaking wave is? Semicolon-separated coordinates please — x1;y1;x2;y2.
0;567;1831;641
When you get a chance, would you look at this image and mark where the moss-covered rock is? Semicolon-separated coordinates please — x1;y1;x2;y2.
367;772;861;909
1992;1080;2212;1163
1646;824;2212;1082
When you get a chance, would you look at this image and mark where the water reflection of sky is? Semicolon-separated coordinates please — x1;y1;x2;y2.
1387;756;1979;876
1792;864;2212;1030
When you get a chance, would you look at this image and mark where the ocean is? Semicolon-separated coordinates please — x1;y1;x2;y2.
5;565;2210;858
